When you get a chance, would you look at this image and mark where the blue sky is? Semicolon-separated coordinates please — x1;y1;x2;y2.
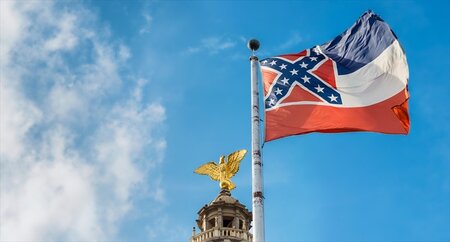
0;0;449;241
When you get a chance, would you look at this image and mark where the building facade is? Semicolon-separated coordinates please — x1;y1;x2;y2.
190;190;253;242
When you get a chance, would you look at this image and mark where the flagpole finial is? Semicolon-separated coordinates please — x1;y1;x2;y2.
247;39;260;51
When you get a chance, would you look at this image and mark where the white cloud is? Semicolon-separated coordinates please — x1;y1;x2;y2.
186;36;236;55
277;31;305;51
145;215;188;241
186;46;201;54
0;1;24;66
139;13;153;35
132;78;148;103
94;100;166;206
0;1;166;241
47;84;85;122
118;44;131;61
44;13;78;51
201;37;235;51
1;130;103;241
0;81;42;162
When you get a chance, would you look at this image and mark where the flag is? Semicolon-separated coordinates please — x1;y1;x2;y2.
260;10;410;142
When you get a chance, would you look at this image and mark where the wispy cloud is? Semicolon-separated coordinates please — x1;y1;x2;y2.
277;31;305;51
0;1;166;241
139;13;153;35
145;215;189;241
185;36;236;55
44;13;78;51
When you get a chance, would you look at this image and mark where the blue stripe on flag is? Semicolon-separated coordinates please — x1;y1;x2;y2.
320;10;399;75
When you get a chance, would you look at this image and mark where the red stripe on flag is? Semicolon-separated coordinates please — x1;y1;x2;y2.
265;88;410;141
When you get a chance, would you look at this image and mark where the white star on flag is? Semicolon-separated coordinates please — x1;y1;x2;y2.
279;64;287;70
328;94;338;102
309;57;318;61
290;69;299;75
280;77;290;85
314;84;324;93
275;88;283;95
299;62;308;68
301;75;310;83
270;60;277;66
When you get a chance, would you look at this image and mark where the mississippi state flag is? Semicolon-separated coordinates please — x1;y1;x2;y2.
261;10;410;142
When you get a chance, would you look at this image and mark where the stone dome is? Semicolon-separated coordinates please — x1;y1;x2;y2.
191;190;252;242
210;190;238;205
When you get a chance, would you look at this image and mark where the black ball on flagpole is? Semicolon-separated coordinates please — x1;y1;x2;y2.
248;39;260;51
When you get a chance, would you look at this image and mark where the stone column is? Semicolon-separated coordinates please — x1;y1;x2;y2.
232;217;239;229
202;214;206;231
217;208;223;228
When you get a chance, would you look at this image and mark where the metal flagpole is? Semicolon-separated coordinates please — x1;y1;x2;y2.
248;39;265;242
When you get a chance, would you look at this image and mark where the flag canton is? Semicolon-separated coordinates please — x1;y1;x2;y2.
260;47;342;109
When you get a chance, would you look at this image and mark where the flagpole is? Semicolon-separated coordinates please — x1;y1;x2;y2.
248;39;265;242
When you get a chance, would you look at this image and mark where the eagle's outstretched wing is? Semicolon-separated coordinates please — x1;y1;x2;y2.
194;162;220;181
226;149;247;179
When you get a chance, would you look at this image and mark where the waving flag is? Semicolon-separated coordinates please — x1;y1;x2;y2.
261;10;410;142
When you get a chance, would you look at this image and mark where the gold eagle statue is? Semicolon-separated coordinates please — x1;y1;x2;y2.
194;149;247;191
